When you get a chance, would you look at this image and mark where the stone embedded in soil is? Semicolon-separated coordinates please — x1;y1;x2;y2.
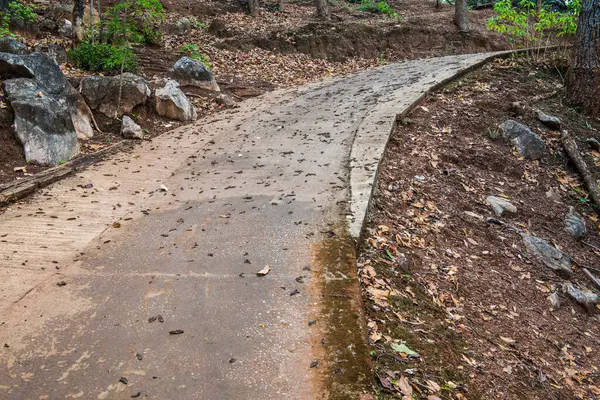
170;57;220;92
521;234;572;278
154;80;197;122
548;292;560;309
565;206;586;240
499;119;547;160
80;73;151;118
564;283;598;310
536;110;561;131
485;195;517;216
121;115;144;139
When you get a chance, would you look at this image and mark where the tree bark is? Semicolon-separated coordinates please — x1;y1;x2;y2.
248;0;259;16
73;0;85;43
454;0;470;33
567;0;600;118
315;0;330;20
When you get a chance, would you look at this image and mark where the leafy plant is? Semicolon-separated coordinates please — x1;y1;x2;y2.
358;0;399;18
488;0;580;49
68;41;138;73
188;16;207;29
179;43;211;67
104;0;165;45
0;1;37;37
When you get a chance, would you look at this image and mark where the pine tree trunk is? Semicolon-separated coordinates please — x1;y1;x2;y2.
315;0;330;20
73;0;85;42
567;0;600;118
454;0;470;33
248;0;259;16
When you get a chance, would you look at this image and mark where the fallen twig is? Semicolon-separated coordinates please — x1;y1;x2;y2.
560;130;600;209
582;268;600;290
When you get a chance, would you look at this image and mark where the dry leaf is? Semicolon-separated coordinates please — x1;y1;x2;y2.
257;265;271;276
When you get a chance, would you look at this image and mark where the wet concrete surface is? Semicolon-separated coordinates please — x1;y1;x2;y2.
0;53;504;399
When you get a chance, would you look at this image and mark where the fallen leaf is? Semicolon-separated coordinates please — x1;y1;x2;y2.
500;336;516;344
257;265;271;276
391;343;419;357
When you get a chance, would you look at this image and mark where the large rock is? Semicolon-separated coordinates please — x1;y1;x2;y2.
0;36;27;55
170;57;219;91
165;17;191;35
500;120;547;160
3;78;79;165
121;115;144;139
34;43;67;65
58;19;72;37
522;234;572;278
0;52;95;163
80;73;150;118
154;80;197;122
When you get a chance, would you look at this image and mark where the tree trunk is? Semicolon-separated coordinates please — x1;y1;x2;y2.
315;0;330;20
248;0;259;16
567;0;600;118
454;0;470;33
73;0;85;43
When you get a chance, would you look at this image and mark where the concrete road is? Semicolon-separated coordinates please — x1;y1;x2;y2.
0;53;501;399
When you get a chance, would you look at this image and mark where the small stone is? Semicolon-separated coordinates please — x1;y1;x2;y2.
565;206;586;240
216;93;236;107
119;377;128;385
499;120;547;160
57;281;67;287
485;196;517;216
564;283;598;311
587;137;600;151
522;234;572;278
536;110;561;130
548;292;560;309
58;19;72;37
121;116;144;139
229;358;236;363
309;360;319;368
169;329;184;335
136;352;143;361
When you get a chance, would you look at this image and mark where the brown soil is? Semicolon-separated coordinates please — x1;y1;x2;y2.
358;55;600;399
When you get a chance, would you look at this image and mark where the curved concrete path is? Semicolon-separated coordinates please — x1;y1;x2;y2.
0;52;505;399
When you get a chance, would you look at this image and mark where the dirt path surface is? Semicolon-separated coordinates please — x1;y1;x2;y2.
0;53;503;399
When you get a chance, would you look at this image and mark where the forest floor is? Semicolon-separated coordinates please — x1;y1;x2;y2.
0;0;509;186
358;54;600;399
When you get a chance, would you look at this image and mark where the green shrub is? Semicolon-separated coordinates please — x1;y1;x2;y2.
188;16;207;29
68;41;138;73
0;1;37;37
358;0;398;18
488;0;580;47
179;43;211;68
104;0;165;45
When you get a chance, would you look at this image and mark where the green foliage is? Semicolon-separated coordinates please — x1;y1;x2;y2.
104;0;165;45
178;43;211;68
188;16;207;29
488;0;580;47
0;1;37;37
68;41;138;74
358;0;399;18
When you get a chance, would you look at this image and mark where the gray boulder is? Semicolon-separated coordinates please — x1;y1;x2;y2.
170;57;219;91
80;73;151;118
34;43;67;66
0;36;27;55
522;234;572;278
154;80;197;122
536;110;561;131
500;120;546;160
0;52;94;163
121;115;144;139
216;93;236;107
565;206;586;240
3;78;79;165
58;19;72;38
165;17;191;35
